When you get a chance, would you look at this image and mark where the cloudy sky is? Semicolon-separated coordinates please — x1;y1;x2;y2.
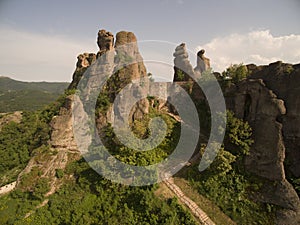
0;0;299;81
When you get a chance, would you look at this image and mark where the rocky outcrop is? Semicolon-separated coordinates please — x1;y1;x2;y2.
114;31;147;80
171;43;300;223
225;79;286;180
0;111;22;131
194;49;210;75
17;95;81;195
68;29;150;136
173;43;195;82
97;29;114;56
225;72;300;224
50;96;78;152
68;53;96;89
247;61;300;178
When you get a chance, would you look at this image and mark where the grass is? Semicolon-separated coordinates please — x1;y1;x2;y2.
173;174;236;225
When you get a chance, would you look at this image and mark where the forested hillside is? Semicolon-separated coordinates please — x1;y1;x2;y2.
0;76;68;112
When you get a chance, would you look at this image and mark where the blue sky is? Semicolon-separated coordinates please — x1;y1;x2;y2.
0;0;299;81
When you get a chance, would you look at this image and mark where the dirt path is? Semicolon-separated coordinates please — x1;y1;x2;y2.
0;181;16;195
161;173;215;225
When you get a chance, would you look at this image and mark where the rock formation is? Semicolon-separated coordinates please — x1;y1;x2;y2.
173;43;195;82
247;61;300;179
224;64;300;225
97;29;114;56
17;95;81;195
172;42;300;224
68;29;150;134
194;49;210;75
68;53;96;89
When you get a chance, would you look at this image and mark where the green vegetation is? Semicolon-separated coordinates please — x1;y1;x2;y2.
95;109;180;167
0;71;281;225
176;69;185;81
179;111;275;224
0;159;197;225
0;112;50;186
0;88;75;186
222;63;249;84
0;76;68;112
0;89;63;112
0;76;68;93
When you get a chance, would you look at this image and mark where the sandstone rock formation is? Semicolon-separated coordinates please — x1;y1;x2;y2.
225;79;286;180
224;65;300;225
247;61;300;179
97;29;114;55
171;43;300;223
194;49;210;75
68;53;96;89
17;95;81;195
67;29;150;136
173;43;195;82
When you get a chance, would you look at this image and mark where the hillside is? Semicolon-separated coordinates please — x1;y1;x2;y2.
0;76;68;112
0;29;299;225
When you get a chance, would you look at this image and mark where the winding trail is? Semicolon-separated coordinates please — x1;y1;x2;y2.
0;181;16;195
160;154;215;225
162;176;215;225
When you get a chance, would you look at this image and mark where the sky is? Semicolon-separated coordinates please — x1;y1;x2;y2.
0;0;299;82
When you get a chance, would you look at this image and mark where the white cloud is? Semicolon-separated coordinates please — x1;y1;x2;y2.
196;30;300;72
0;27;96;81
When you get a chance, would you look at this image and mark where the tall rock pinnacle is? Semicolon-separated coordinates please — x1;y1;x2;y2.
97;29;114;57
195;49;210;74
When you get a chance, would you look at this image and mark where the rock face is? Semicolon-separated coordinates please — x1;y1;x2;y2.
17;95;81;195
97;29;114;54
114;31;147;80
50;96;78;152
68;53;96;89
171;44;300;224
173;43;195;82
247;61;300;178
194;49;210;75
224;63;300;225
68;29;150;132
225;79;286;180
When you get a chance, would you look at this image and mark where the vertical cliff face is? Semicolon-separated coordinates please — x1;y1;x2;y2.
247;62;300;179
225;79;286;180
225;63;300;225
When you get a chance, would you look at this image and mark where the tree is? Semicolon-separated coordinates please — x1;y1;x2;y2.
222;63;248;84
225;111;253;157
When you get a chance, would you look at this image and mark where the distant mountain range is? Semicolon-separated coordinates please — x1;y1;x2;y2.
0;76;69;112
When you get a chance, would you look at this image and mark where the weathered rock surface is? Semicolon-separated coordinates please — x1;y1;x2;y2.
173;43;195;82
50;96;78;152
224;64;300;224
194;49;210;76
67;29;150;136
225;79;286;180
17;95;81;195
68;53;96;89
97;29;114;53
171;44;300;223
247;61;300;178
